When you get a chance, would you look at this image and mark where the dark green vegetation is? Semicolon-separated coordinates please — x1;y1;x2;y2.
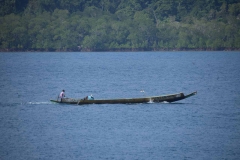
0;0;240;51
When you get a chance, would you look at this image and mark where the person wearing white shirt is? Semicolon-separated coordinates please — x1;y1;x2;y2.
59;90;65;102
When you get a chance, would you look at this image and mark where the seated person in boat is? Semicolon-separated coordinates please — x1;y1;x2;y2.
84;95;94;100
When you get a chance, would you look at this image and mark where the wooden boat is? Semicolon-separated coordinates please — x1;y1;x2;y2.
50;91;197;105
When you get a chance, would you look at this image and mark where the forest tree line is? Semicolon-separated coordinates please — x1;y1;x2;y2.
0;0;240;51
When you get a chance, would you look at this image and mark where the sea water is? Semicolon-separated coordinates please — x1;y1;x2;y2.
0;51;240;160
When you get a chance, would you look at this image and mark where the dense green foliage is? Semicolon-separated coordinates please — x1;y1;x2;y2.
0;0;240;51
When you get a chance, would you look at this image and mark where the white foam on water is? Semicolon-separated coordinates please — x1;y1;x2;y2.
147;99;154;103
27;102;53;105
161;101;170;104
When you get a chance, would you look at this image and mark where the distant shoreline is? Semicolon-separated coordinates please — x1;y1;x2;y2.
1;48;240;52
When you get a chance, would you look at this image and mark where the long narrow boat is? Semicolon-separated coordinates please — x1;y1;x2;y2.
50;91;197;105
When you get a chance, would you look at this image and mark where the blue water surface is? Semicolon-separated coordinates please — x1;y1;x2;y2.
0;51;240;160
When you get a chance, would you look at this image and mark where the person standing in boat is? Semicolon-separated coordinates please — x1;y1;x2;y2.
59;90;65;102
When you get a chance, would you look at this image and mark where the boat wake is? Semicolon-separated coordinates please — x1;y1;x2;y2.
27;102;53;105
0;101;54;107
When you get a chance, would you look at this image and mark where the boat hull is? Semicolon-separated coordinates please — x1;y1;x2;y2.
50;91;197;105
